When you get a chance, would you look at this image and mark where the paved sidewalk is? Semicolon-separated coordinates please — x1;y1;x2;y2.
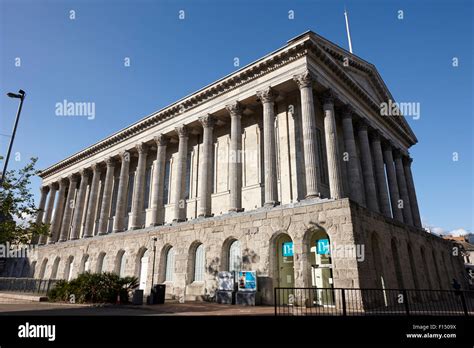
0;300;275;316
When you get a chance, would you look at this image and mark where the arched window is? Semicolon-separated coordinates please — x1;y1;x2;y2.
420;247;433;289
165;247;175;282
79;254;90;274
194;244;205;282
391;239;404;288
50;257;60;279
96;252;106;273
38;258;48;279
115;250;126;277
229;240;242;274
407;243;419;289
64;256;74;281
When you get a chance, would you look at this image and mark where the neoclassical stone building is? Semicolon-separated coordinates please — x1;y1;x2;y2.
20;31;465;303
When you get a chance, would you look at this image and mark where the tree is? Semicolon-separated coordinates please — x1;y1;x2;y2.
0;156;48;245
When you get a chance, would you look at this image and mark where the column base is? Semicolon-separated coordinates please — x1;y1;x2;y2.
130;226;142;230
69;237;79;240
112;229;125;233
150;222;164;227
172;218;186;223
57;239;66;243
97;231;108;236
198;213;213;218
305;193;321;200
83;234;93;238
264;201;280;208
228;208;244;213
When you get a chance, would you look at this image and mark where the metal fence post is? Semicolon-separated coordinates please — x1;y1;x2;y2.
460;291;468;316
341;289;347;316
274;287;277;316
403;289;410;316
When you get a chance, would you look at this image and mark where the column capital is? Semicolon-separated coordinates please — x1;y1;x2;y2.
199;114;215;128
105;156;115;167
59;177;68;188
341;104;355;119
40;185;50;194
293;69;314;89
322;89;336;107
356;118;369;131
174;124;189;138
225;101;243;117
49;182;59;190
91;163;102;174
256;86;277;104
79;168;91;180
119;151;131;162
68;173;79;183
392;148;403;159
369;130;382;143
154;133;168;146
136;142;149;154
403;156;414;166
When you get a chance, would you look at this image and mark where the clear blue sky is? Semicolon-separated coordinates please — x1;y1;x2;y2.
1;0;472;234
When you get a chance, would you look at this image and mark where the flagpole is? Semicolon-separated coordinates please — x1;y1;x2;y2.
344;8;353;54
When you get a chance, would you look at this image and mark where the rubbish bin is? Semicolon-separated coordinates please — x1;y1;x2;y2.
151;284;166;304
132;289;144;305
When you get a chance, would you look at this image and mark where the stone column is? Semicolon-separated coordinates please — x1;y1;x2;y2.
382;142;404;222
39;183;57;244
341;106;364;205
293;70;320;198
113;151;131;232
322;90;344;199
83;164;101;237
70;169;90;239
150;135;168;226
226;101;243;212
257;87;279;207
59;174;78;242
173;125;188;222
48;179;67;243
97;157;115;235
403;157;422;228
357;120;379;212
131;143;148;229
33;186;49;244
370;132;392;217
394;150;414;226
198;114;215;217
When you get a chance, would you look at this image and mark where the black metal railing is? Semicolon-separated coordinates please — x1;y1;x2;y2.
0;277;59;294
274;287;474;316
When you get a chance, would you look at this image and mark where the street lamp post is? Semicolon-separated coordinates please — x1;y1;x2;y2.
1;89;26;186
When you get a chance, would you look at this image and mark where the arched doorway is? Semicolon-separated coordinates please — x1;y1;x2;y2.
305;228;334;306
96;252;106;273
275;234;294;288
136;248;149;291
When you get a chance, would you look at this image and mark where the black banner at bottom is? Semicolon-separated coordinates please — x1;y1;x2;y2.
0;315;472;346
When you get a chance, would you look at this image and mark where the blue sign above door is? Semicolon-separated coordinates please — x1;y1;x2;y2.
317;239;330;255
282;242;294;257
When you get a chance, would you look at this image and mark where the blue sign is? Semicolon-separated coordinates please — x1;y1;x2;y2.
238;271;257;291
317;239;330;255
282;242;294;257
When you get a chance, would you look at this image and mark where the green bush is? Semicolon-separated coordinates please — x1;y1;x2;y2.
48;272;139;304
